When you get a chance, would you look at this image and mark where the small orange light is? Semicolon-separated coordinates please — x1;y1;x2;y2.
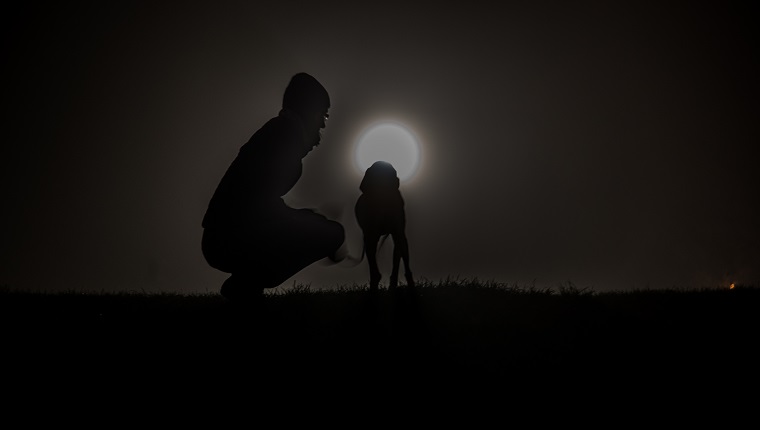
730;283;735;290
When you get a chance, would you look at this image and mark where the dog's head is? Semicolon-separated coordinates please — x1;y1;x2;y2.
360;161;400;194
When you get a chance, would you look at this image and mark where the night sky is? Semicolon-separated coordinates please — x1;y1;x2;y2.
3;1;758;294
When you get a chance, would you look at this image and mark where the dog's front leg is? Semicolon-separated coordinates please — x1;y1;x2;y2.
365;233;381;290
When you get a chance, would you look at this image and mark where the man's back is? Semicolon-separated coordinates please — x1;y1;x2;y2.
202;114;303;231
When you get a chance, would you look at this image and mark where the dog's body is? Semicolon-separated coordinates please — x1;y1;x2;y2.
355;161;414;290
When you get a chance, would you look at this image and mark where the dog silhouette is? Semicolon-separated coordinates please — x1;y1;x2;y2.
355;161;414;290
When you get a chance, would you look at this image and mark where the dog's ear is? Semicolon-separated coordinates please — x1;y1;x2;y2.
359;175;369;193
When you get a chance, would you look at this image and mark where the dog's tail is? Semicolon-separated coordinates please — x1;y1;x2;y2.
331;233;391;268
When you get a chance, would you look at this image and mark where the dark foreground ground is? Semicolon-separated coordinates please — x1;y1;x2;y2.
3;282;759;414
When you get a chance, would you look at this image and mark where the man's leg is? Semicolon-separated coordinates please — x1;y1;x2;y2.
256;209;345;287
203;212;345;299
202;228;268;301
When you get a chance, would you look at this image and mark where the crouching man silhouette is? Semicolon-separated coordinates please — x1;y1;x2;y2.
201;72;345;302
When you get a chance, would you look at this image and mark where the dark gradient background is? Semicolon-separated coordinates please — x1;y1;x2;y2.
3;1;758;294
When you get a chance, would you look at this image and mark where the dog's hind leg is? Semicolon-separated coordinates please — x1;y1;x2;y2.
389;233;402;289
405;270;415;288
391;232;415;288
392;232;414;288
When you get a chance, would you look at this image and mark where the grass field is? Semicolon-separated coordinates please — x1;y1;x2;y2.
3;278;758;410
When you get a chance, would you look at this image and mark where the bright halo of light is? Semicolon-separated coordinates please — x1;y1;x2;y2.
354;122;420;181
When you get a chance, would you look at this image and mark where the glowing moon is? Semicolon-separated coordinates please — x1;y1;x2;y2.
355;122;420;181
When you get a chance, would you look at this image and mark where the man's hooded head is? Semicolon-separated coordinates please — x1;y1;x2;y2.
282;72;330;117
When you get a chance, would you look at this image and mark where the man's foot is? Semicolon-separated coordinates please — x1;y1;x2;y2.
220;275;265;303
